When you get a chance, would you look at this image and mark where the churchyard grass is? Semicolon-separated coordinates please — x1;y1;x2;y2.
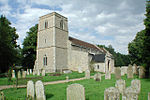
2;74;150;100
0;71;96;85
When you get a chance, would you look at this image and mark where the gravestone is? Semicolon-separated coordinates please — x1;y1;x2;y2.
37;69;40;76
63;70;72;74
29;69;32;74
85;70;90;79
115;79;125;94
104;87;120;100
12;70;15;78
131;79;141;94
42;69;45;76
115;67;121;79
78;67;83;73
105;71;111;79
67;83;85;100
27;80;35;100
139;66;145;78
148;92;150;100
94;73;101;81
18;70;21;78
122;86;138;100
133;64;138;75
127;65;133;78
22;71;26;78
66;76;69;82
27;69;30;75
35;80;46;100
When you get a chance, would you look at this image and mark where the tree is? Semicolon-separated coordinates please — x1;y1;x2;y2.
22;24;38;69
0;15;19;73
128;0;150;77
97;45;131;67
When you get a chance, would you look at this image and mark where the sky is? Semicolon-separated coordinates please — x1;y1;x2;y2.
0;0;146;54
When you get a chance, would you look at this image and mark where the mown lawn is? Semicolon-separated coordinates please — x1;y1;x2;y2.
1;74;150;100
0;71;96;86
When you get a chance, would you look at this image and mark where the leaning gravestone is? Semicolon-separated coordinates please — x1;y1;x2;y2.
115;67;121;79
122;86;138;100
85;70;90;79
42;69;45;76
35;80;46;100
115;79;125;94
22;71;26;78
139;66;145;78
67;83;85;100
133;64;138;75
105;71;111;79
127;65;133;78
12;70;15;78
18;70;21;78
104;87;120;100
29;69;32;74
94;73;101;81
27;80;35;100
131;79;141;94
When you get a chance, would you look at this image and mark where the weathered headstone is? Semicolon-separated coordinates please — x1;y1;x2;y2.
78;67;83;73
115;79;125;94
115;67;121;79
85;70;90;79
133;64;138;75
12;70;15;78
22;71;26;78
139;66;145;78
122;86;138;100
127;65;133;78
37;69;40;76
94;73;101;81
66;76;69;82
67;83;85;100
27;80;35;100
29;69;32;74
148;92;150;100
27;69;30;75
0;92;5;100
35;80;46;100
42;69;45;76
18;70;21;78
105;71;111;79
131;79;141;94
104;87;120;100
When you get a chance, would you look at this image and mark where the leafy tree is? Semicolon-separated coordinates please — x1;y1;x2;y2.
97;45;131;67
128;1;150;77
22;24;38;69
0;15;19;73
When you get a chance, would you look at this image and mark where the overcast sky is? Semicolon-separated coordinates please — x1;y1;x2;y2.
0;0;146;54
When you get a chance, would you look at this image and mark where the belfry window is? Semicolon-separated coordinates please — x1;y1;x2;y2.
60;20;64;29
45;21;48;29
43;55;47;66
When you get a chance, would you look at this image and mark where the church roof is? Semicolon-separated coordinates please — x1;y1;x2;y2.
69;37;103;51
92;54;106;62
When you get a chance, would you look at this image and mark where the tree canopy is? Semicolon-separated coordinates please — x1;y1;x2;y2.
22;24;38;69
128;0;150;77
0;15;19;73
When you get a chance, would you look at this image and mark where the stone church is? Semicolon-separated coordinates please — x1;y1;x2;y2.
33;12;114;74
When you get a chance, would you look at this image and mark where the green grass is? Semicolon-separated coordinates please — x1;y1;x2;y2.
1;74;150;100
0;71;96;86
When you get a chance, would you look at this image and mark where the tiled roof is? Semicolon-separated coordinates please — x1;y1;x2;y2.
69;37;104;52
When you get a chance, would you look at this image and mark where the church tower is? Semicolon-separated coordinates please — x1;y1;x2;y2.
35;12;68;73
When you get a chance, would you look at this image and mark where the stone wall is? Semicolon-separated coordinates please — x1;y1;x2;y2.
94;63;105;73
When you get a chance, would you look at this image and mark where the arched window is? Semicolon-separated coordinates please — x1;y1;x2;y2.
60;20;64;29
43;55;47;66
44;21;48;29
